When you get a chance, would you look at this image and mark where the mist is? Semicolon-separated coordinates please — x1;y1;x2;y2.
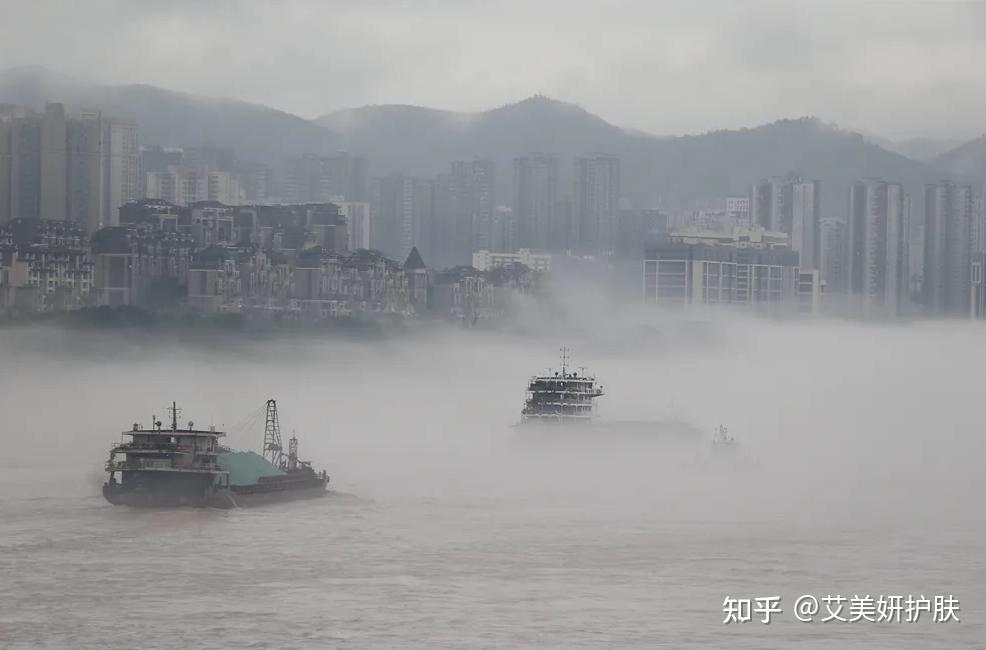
2;279;984;646
5;304;985;516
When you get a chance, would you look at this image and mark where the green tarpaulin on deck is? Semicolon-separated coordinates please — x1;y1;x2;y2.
218;451;284;486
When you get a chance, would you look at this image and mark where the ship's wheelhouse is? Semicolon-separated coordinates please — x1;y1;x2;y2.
523;371;604;421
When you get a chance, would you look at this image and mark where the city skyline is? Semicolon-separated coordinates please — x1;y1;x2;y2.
2;92;986;321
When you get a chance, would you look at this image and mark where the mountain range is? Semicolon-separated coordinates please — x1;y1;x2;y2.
0;66;336;164
1;66;982;212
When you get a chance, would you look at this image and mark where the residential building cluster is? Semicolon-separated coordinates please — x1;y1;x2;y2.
0;217;92;311
285;152;369;204
141;144;273;206
369;154;630;269
0;198;542;322
648;175;986;320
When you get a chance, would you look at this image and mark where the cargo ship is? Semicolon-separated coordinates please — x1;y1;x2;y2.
103;399;328;508
516;348;703;446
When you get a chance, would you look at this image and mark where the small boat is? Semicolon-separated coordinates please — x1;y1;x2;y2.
711;424;738;451
690;424;760;473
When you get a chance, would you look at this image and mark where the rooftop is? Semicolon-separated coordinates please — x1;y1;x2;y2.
403;246;426;270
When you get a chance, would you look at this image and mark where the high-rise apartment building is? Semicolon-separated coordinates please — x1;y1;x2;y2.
429;159;496;266
241;163;272;204
67;112;104;229
573;154;620;255
328;152;369;203
458;158;496;257
0;119;8;222
430;173;456;267
846;179;910;317
513;154;557;251
0;104;138;231
818;218;846;293
40;102;68;220
402;177;433;260
791;180;820;270
335;201;371;251
142;144;243;208
144;168;181;205
206;170;244;206
750;174;820;270
286;152;369;203
0;106;42;222
370;173;434;260
924;181;973;316
489;206;517;254
105;117;140;223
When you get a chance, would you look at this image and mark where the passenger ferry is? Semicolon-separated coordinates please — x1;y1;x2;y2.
521;348;604;425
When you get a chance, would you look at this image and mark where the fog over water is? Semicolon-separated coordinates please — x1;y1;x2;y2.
0;309;984;648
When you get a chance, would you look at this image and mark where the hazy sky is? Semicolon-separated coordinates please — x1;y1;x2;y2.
1;0;984;139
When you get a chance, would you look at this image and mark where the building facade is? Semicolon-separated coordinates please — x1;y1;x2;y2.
39;103;68;220
513;154;558;251
335;201;371;251
643;228;819;314
0;105;42;222
819;218;846;293
750;173;820;270
286;152;369;204
573;154;620;255
725;196;751;225
370;173;433;261
1;103;138;231
924;181;973;316
846;179;910;317
472;248;552;273
0;218;92;310
91;223;194;306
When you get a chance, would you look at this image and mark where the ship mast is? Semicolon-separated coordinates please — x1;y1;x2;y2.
166;401;181;432
287;434;298;471
560;346;570;377
263;399;284;468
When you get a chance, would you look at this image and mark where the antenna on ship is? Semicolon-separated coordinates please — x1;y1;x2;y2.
166;402;182;432
263;399;284;468
560;346;570;377
287;433;298;472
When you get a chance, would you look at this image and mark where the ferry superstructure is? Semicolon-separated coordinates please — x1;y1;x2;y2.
521;348;604;425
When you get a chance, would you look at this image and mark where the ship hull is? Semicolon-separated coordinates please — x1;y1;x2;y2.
102;481;236;509
228;481;328;507
102;476;328;509
514;418;704;453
